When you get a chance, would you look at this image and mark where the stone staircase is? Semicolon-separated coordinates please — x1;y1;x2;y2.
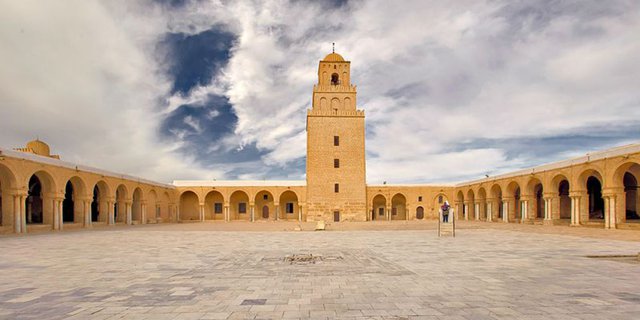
438;221;455;237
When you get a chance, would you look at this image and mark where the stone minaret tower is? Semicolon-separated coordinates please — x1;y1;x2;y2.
306;51;366;222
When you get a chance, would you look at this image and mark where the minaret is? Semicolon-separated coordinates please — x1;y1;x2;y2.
306;50;367;222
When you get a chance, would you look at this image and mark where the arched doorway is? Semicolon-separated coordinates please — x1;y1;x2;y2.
279;191;299;221
147;190;158;223
456;191;464;220
62;181;75;223
372;195;386;220
587;176;604;220
534;183;543;219
229;191;249;220
416;206;424;220
26;175;44;224
204;190;224;220
91;181;109;223
490;184;503;221
624;171;639;221
91;185;100;222
558;180;570;219
115;185;128;223
179;191;199;221
255;190;274;220
132;188;143;223
391;194;407;220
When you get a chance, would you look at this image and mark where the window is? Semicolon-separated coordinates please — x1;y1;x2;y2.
333;210;340;222
238;203;247;214
334;158;340;168
418;196;423;202
334;135;339;146
331;73;339;85
263;194;268;200
438;195;443;204
214;203;222;214
286;202;294;214
334;183;339;193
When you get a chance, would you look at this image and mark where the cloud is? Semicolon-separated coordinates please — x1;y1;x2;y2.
1;0;639;185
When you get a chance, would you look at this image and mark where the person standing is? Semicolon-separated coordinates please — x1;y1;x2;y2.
440;201;451;223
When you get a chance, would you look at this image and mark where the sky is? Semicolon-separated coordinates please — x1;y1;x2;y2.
1;0;639;184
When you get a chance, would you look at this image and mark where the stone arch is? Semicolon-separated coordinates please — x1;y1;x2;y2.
490;184;503;220
551;174;571;220
179;190;199;221
147;189;158;223
330;98;341;110
525;177;544;220
456;190;465;220
279;190;299;220
506;181;521;221
26;170;56;227
391;193;407;220
344;97;352;109
372;194;386;220
115;184;129;223
466;189;475;220
613;162;640;222
319;97;328;110
229;190;249;221
255;190;274;220
577;168;605;221
91;181;110;223
0;164;18;227
63;176;87;224
204;190;224;220
132;187;144;223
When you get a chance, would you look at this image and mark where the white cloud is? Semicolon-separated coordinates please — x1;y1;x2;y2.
1;0;639;184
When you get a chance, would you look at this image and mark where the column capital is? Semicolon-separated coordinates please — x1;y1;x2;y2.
569;192;582;198
602;187;624;196
543;192;556;198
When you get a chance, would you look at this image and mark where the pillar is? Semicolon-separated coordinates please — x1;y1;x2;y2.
224;203;229;222
298;204;303;222
199;203;205;222
463;202;470;220
543;197;553;221
83;199;91;227
569;192;581;226
386;205;391;221
275;203;280;221
486;200;493;222
502;200;509;223
250;203;255;222
107;200;115;225
13;192;26;234
126;201;132;225
474;202;480;220
520;198;529;222
141;202;147;224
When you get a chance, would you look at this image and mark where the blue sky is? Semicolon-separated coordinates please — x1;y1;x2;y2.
1;0;639;184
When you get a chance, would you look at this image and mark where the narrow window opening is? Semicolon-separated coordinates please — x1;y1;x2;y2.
334;183;339;193
418;196;423;202
334;136;339;146
331;73;339;85
334;159;340;168
263;194;268;200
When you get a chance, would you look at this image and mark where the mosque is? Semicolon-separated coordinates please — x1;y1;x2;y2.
1;52;639;234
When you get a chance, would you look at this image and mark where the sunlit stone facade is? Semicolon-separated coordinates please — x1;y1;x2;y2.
0;52;639;234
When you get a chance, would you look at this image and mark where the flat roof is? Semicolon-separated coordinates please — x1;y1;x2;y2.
0;147;173;188
173;180;306;187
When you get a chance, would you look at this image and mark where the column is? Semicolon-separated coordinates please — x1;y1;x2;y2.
569;193;581;226
386;205;392;221
126;202;132;225
176;204;181;222
224;204;229;222
603;190;620;230
543;197;553;221
298;204;303;222
487;201;493;222
520;199;529;222
141;202;147;224
502;199;510;223
199;203;205;222
107;200;115;225
13;193;25;234
275;203;280;221
250;203;255;222
474;203;478;220
463;202;469;220
84;199;91;228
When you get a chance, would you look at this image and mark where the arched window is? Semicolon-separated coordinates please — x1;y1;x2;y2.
331;73;339;85
438;195;443;204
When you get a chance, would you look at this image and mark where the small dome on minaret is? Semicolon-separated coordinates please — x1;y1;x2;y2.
323;52;345;62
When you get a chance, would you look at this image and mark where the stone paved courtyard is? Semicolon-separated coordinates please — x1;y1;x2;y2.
1;223;640;319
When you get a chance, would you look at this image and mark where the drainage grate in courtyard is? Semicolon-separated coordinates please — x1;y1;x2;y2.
283;253;343;265
585;253;640;264
241;299;266;305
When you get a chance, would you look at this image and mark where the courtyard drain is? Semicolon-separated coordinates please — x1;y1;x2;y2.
241;299;266;305
283;253;343;265
586;253;640;264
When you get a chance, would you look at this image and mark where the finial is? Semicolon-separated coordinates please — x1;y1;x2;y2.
332;42;335;53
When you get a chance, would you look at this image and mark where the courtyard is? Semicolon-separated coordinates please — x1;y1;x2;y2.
0;222;639;319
